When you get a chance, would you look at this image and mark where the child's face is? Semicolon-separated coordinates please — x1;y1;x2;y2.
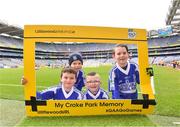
70;60;82;72
61;72;76;89
86;75;100;94
113;47;129;67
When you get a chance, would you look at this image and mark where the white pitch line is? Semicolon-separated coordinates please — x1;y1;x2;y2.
173;122;180;125
0;83;48;88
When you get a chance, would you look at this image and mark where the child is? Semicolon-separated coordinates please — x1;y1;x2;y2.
108;44;140;99
22;52;85;91
68;52;85;91
23;67;83;100
83;72;109;100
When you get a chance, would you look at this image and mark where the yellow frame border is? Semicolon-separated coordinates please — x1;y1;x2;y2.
24;25;156;116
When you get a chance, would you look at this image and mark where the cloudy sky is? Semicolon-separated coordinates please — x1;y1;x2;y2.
0;0;171;30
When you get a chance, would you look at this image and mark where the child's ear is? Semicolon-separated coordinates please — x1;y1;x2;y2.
60;77;63;83
112;53;115;59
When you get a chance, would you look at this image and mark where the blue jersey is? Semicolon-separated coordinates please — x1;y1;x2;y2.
108;61;140;99
74;70;85;91
36;84;83;100
83;88;109;100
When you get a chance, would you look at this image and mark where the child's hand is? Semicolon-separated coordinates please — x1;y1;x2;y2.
21;76;28;85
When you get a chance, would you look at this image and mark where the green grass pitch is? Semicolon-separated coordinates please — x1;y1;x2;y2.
0;65;180;126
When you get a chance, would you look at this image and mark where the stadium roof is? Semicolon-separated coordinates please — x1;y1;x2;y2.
166;0;180;33
0;22;23;38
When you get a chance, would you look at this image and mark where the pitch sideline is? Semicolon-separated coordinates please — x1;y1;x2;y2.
0;83;48;88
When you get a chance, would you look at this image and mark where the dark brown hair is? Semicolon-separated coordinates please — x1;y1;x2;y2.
60;66;77;79
112;44;129;54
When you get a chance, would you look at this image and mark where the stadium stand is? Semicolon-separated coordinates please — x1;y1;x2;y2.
0;22;180;69
0;34;179;68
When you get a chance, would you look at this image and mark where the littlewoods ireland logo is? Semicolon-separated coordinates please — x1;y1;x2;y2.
128;29;136;39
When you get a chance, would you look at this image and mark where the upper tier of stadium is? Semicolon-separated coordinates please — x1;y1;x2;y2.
0;34;179;52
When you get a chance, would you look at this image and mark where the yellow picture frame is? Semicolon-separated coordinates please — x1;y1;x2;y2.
24;25;156;116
